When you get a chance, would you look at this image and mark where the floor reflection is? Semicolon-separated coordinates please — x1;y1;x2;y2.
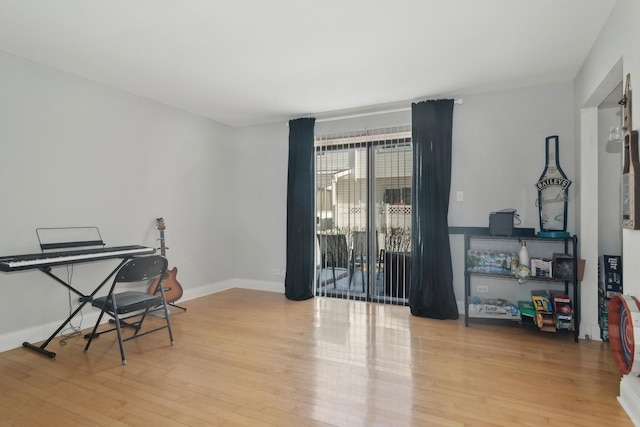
312;298;414;426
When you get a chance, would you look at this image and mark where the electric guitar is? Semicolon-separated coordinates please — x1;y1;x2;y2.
147;218;184;303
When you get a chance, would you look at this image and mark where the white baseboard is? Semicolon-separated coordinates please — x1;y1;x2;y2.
619;376;640;426
0;279;284;354
0;317;99;355
182;278;283;298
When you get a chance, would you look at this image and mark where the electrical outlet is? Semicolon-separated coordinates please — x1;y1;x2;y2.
273;269;280;276
476;285;489;293
456;191;464;202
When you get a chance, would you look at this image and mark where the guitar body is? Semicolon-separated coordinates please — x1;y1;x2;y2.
148;217;184;304
147;266;183;303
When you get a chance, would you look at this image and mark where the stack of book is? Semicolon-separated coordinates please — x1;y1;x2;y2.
519;290;574;333
531;290;556;332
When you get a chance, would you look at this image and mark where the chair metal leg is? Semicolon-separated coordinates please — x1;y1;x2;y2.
110;294;127;365
162;301;175;345
348;260;354;289
113;317;127;365
155;278;175;346
331;265;337;288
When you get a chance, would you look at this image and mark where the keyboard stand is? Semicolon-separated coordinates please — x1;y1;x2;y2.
169;303;187;312
22;259;128;358
1;228;155;358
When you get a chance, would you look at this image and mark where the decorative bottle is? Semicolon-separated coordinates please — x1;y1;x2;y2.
518;241;529;268
536;135;571;237
515;241;530;284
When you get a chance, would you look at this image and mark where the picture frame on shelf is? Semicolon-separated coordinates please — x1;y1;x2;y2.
552;253;574;280
530;258;553;278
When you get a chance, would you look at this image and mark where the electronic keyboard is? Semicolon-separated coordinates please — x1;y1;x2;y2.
0;245;155;271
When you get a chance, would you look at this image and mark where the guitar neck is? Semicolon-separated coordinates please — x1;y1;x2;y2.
159;230;166;257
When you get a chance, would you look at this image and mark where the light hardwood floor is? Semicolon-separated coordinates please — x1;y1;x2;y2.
0;288;631;426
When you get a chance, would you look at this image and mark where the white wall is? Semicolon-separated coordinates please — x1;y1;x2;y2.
0;51;237;349
449;84;575;231
231;122;290;284
573;0;640;422
598;106;622;257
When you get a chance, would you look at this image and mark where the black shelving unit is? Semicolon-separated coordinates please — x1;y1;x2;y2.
464;233;579;342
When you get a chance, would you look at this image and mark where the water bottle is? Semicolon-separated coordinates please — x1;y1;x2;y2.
515;241;530;284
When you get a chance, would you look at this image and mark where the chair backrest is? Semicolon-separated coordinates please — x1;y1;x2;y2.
115;255;168;284
352;231;367;256
353;231;383;257
316;235;321;269
377;232;385;254
317;234;349;268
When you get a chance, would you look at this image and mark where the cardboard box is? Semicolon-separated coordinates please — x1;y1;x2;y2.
531;290;553;312
550;291;572;311
555;314;574;331
599;290;610;342
577;259;585;282
518;300;536;318
550;291;574;331
531;290;556;332
468;297;520;320
536;312;557;332
599;255;622;297
518;300;536;326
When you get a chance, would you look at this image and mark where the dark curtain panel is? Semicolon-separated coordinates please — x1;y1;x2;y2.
409;100;459;319
285;117;316;300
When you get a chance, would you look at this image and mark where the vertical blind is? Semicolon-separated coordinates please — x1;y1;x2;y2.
314;126;413;305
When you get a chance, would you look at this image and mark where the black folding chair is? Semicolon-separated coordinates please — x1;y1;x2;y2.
349;231;367;292
84;255;174;364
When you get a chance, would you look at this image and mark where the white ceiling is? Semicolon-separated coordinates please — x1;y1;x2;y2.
0;0;618;127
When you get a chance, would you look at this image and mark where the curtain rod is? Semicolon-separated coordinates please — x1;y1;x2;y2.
314;98;463;123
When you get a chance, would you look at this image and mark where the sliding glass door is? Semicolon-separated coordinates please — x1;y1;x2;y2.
315;127;412;304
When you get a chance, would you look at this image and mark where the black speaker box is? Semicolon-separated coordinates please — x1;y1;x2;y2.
489;211;514;236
